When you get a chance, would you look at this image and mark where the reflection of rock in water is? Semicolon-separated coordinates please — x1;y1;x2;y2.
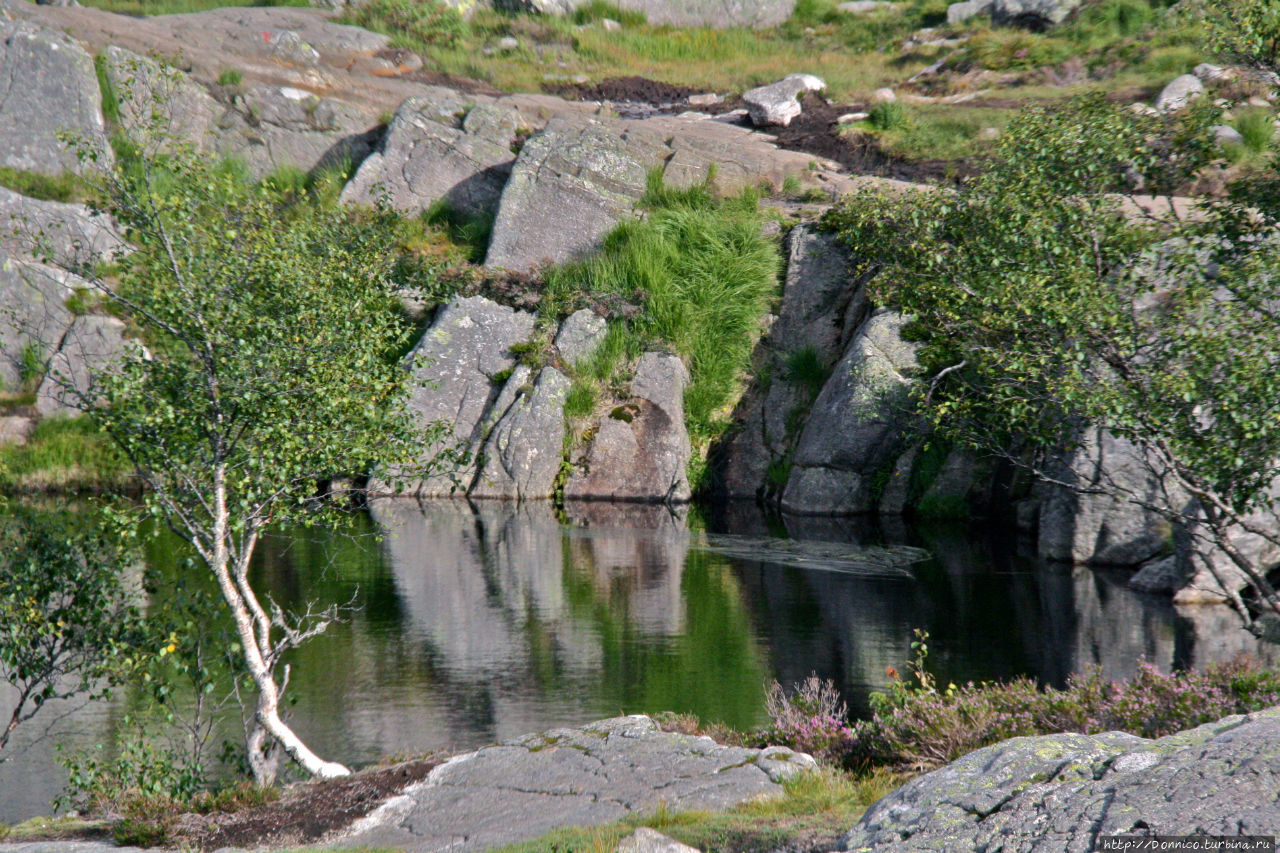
563;501;690;636
1174;604;1280;670
368;499;693;743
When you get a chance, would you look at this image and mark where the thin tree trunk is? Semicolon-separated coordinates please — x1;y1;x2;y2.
209;472;349;782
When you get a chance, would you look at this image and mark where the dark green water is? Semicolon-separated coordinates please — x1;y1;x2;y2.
1;499;1273;822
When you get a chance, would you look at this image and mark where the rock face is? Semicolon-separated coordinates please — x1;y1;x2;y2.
216;85;380;178
485;111;835;272
1036;428;1174;567
717;226;862;499
945;0;1081;26
338;715;815;853
0;258;76;393
781;309;921;516
485;114;667;272
470;368;571;500
1172;484;1280;605
0;20;111;175
842;709;1280;852
101;46;220;149
342;97;519;218
566;352;692;503
35;315;129;417
382;296;538;498
0;187;123;269
742;74;826;128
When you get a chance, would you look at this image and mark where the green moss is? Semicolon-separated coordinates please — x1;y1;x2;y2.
94;53;121;126
0;168;85;203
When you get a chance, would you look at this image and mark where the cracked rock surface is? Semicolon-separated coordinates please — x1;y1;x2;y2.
335;715;815;852
842;708;1280;852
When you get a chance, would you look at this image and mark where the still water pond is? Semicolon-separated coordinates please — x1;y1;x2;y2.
1;499;1274;822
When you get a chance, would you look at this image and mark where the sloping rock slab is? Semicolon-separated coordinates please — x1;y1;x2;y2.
337;715;815;852
842;709;1280;852
342;99;519;219
485;113;668;272
0;19;110;175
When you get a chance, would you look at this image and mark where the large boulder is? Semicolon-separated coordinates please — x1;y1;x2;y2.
101;46;220;148
742;74;826;128
0;20;111;175
0;187;123;269
1036;428;1175;567
470;368;572;500
341;98;519;219
991;0;1082;27
565;352;691;503
780;309;920;515
484;114;667;272
375;295;537;497
1156;74;1204;113
1172;486;1280;606
842;709;1280;851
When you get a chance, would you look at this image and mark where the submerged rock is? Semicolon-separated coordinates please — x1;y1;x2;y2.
842;709;1280;851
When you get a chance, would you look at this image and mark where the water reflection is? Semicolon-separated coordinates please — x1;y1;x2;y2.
1;499;1276;822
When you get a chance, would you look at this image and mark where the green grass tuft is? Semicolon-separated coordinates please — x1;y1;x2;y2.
1232;107;1276;154
0;168;85;203
544;177;779;450
572;0;646;26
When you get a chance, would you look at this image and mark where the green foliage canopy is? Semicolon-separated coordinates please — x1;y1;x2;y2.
825;95;1280;619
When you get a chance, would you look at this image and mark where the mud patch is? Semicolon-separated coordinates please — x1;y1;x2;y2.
176;759;438;850
752;95;981;183
545;75;702;105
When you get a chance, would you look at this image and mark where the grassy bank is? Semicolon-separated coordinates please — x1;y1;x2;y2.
539;175;781;492
0;417;133;493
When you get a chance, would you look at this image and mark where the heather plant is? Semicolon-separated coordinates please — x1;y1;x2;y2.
847;657;1280;772
762;674;855;765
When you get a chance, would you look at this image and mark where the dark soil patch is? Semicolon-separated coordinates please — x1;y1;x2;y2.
737;95;982;184
545;75;702;104
177;759;438;850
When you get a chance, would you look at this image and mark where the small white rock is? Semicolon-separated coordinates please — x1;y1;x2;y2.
496;36;519;51
600;17;621;31
872;87;897;103
687;92;722;107
978;126;1001;140
838;111;869;122
1212;124;1243;145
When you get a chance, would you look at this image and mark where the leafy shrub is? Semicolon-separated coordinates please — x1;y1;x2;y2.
216;69;243;87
